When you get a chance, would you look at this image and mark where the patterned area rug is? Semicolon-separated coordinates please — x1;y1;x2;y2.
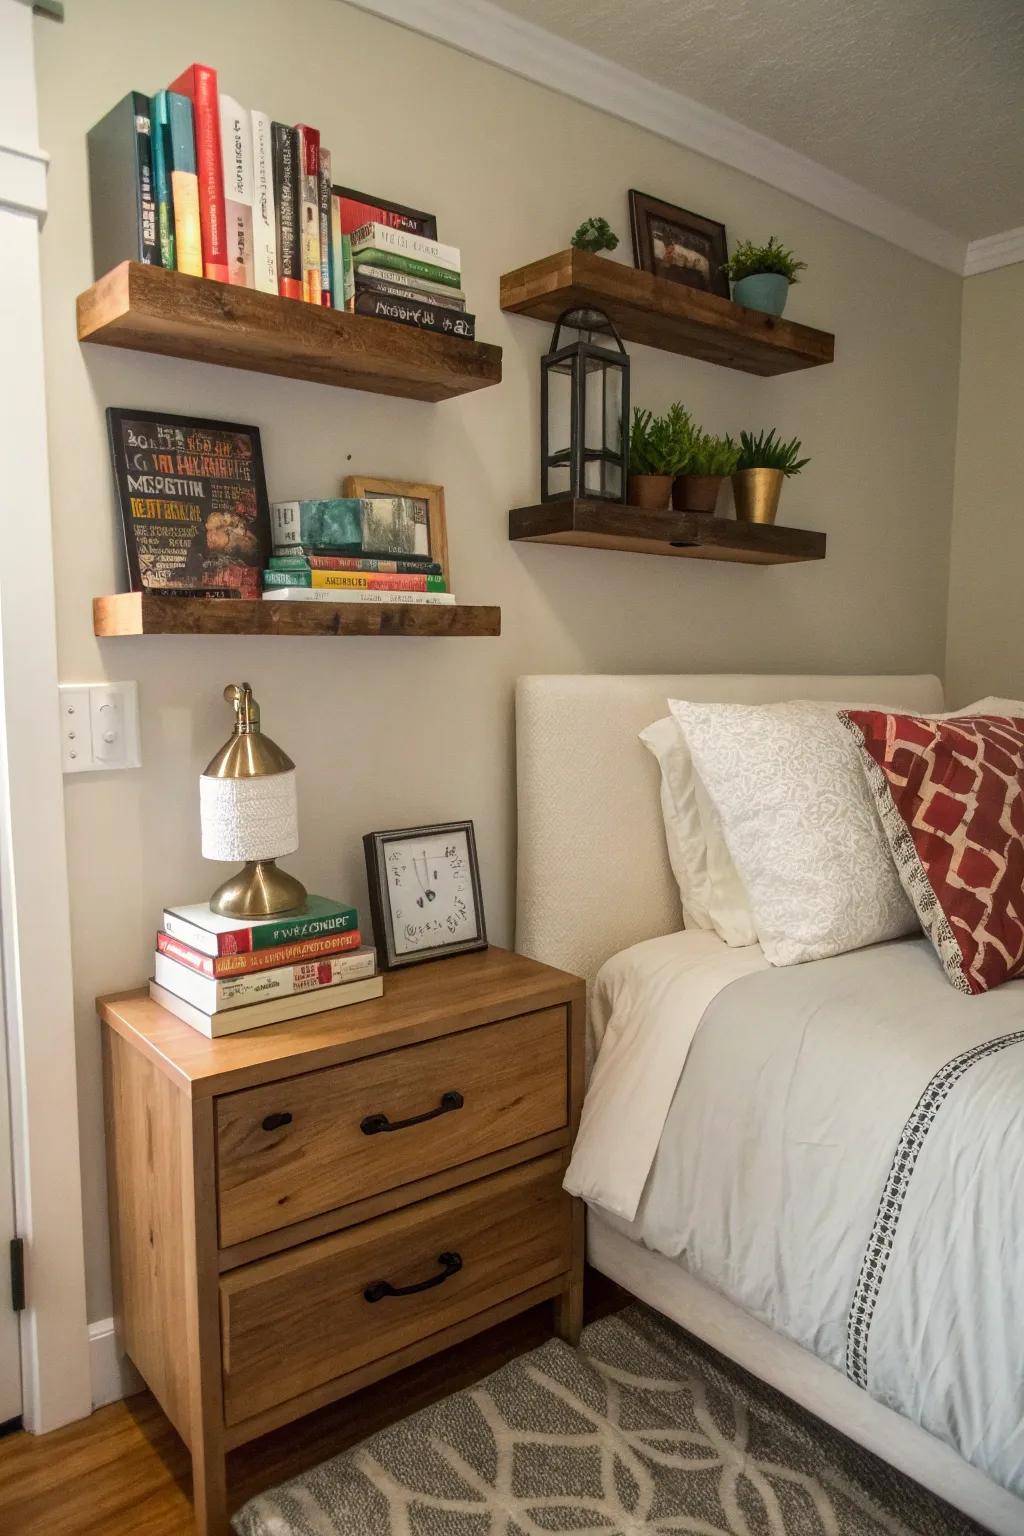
233;1304;986;1535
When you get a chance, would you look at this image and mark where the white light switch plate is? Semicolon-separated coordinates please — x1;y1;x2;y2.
59;681;141;773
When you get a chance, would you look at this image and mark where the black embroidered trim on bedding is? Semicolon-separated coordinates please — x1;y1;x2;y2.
845;1029;1024;1390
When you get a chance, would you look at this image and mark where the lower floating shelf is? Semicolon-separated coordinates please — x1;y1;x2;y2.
509;499;825;565
93;593;502;638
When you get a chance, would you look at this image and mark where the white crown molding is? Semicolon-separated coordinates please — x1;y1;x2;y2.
963;226;1024;277
343;0;968;274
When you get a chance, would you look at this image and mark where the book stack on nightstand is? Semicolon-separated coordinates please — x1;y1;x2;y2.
152;895;381;1037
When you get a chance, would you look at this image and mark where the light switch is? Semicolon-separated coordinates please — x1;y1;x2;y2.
59;681;141;773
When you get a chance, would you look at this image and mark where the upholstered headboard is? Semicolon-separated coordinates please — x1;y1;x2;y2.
514;673;944;984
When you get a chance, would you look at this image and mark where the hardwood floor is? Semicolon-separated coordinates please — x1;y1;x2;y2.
0;1279;629;1535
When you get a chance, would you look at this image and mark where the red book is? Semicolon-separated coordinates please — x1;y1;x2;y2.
294;124;321;304
157;927;361;978
168;63;228;282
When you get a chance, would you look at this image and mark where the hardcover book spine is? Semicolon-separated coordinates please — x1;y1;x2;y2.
264;570;445;591
329;191;343;308
168;63;229;282
355;273;466;311
351;248;461;288
294;123;321;303
349;220;459;271
157;927;362;977
220;95;254;287
317;148;332;306
249;109;279;295
271;122;302;299
166;91;202;276
151;91;176;269
163;904;357;955
267;588;455;606
268;554;442;574
342;232;355;309
353;262;465;301
355;290;476;339
154;946;376;1010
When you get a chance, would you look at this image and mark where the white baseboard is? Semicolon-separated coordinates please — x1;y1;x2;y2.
88;1318;143;1409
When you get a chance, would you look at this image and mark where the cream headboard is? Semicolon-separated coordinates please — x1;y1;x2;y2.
514;673;944;984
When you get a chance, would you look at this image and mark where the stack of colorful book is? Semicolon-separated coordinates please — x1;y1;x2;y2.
263;497;454;607
86;64;473;336
150;895;381;1037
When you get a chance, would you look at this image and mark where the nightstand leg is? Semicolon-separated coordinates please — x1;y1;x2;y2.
553;1278;584;1345
192;1443;229;1536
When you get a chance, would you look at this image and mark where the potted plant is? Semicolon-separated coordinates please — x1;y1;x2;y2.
627;405;691;510
571;217;620;254
732;428;809;523
673;429;739;514
721;236;806;316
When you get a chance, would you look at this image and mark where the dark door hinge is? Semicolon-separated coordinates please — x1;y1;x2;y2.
10;1240;25;1313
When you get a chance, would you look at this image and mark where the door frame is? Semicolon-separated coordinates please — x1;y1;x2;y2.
0;0;91;1432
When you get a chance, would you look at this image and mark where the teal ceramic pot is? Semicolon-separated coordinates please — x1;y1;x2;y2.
732;272;789;316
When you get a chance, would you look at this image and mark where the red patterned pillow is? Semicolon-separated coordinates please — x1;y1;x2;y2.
840;710;1024;995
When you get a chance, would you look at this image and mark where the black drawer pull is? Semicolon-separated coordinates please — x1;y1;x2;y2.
360;1090;464;1137
364;1251;463;1304
261;1111;293;1132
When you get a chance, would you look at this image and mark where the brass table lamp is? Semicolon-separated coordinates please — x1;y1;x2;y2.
200;683;307;918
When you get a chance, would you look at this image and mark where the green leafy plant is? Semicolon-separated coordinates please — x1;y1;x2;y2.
687;431;740;477
736;428;809;476
629;405;695;475
571;217;620;254
722;236;807;286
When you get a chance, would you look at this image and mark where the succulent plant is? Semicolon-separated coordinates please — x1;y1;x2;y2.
736;428;809;476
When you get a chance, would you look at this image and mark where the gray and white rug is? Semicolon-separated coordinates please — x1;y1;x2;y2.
233;1305;985;1535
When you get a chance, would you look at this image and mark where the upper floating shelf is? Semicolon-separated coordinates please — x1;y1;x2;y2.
77;262;503;402
93;593;501;638
500;249;834;376
509;499;825;565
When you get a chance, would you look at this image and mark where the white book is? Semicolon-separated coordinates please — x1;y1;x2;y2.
150;972;384;1038
153;945;376;1013
249;109;278;295
265;588;455;606
219;95;254;287
349;220;460;272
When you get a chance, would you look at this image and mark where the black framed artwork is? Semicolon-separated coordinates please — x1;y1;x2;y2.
334;186;437;239
628;190;730;299
363;821;487;970
106;408;271;598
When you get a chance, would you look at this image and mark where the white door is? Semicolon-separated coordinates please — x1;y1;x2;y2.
0;967;22;1424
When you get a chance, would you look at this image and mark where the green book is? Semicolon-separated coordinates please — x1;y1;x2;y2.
352;248;461;289
267;555;311;571
151;90;175;270
163;895;358;957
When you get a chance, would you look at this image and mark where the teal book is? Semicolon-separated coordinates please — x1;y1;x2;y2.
270;498;364;551
264;568;312;587
151;91;175;270
166;91;202;277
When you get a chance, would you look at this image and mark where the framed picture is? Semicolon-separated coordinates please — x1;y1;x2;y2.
106;408;271;598
342;475;449;586
363;821;487;970
333;186;437;239
628;190;730;299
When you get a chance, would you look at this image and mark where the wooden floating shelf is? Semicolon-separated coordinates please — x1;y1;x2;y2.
500;248;834;376
77;262;502;402
93;593;502;638
509;499;826;565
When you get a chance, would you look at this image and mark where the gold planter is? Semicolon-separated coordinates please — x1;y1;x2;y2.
731;467;785;524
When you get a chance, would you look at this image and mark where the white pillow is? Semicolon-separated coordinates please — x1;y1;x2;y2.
639;715;757;946
668;699;917;966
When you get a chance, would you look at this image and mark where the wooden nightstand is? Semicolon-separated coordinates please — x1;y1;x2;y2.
99;946;585;1536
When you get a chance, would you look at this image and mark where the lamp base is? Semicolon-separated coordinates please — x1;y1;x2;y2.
209;860;308;919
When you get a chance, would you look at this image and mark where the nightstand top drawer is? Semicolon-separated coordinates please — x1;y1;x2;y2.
98;945;584;1098
216;1006;568;1248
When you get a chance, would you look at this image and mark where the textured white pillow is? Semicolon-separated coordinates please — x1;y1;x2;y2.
669;699;917;966
639;715;757;945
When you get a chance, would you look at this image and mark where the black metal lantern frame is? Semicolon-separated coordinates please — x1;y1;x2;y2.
540;307;629;503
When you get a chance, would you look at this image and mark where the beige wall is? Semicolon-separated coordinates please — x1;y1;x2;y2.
945;264;1024;706
34;0;962;1322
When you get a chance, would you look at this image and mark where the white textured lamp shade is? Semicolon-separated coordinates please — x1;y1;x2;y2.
200;769;299;863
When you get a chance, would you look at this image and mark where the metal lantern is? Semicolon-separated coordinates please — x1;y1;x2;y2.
540;306;629;503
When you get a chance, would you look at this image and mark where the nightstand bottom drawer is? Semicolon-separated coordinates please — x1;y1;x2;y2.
220;1151;570;1425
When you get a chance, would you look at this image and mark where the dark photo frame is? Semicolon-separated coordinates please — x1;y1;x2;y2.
363;821;487;970
628;190;730;299
333;186;437;239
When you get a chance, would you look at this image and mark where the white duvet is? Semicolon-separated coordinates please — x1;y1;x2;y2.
564;930;1024;1496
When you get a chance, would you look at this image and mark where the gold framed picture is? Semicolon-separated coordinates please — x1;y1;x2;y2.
342;476;449;587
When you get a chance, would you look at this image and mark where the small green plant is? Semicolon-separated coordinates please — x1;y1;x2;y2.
688;431;740;477
629;405;693;476
737;428;809;476
722;236;807;286
571;217;620;254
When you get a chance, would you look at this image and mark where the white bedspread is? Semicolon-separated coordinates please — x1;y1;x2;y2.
565;931;1024;1495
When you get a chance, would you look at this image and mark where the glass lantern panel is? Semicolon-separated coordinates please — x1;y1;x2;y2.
581;450;624;499
544;363;574;498
581;360;625;459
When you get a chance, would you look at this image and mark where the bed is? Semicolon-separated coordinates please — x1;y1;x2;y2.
515;673;1024;1536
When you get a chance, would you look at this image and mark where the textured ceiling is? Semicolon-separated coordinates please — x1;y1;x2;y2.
488;0;1024;240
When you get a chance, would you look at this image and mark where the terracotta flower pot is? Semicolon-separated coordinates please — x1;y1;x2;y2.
672;474;723;514
732;467;785;524
627;473;673;511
